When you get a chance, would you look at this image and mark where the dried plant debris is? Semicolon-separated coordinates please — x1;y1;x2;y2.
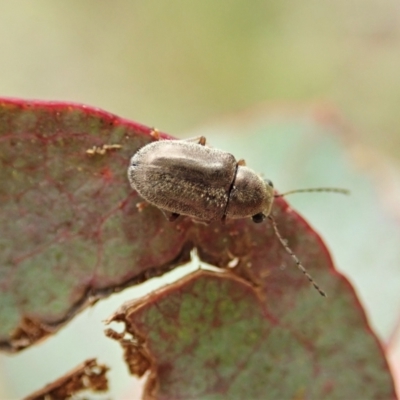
24;358;109;400
104;327;151;378
8;317;54;352
86;143;122;155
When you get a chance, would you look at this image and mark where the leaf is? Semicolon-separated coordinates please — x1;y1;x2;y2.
1;99;396;398
103;105;398;398
0;99;192;352
108;267;396;399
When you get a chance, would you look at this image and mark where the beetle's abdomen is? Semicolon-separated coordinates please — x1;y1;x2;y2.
128;141;237;221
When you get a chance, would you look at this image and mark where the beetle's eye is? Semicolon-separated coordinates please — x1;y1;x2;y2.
265;179;274;188
252;213;265;223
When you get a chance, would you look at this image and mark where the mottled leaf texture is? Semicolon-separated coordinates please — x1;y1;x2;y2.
107;210;397;400
0;98;188;352
0;99;396;399
24;358;108;400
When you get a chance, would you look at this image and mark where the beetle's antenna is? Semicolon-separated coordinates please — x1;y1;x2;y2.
268;215;327;297
274;187;349;198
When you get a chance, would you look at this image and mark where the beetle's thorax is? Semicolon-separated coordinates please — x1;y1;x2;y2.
226;166;274;219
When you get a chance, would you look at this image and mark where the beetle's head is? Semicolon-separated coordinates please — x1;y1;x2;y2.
251;178;274;223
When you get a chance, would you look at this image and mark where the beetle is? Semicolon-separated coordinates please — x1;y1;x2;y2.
128;135;348;297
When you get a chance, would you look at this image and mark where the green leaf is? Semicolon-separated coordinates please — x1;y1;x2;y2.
0;99;189;352
109;269;395;399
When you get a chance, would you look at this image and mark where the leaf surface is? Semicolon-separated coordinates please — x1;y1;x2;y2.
0;99;190;351
109;264;395;399
0;99;396;399
195;105;400;340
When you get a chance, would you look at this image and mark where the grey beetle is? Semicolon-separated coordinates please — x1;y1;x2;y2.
128;135;348;297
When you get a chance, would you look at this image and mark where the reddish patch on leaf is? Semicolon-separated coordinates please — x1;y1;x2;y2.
99;166;115;182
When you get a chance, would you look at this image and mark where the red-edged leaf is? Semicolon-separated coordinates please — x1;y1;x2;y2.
108;264;395;399
193;105;400;341
0;99;191;352
1;99;396;399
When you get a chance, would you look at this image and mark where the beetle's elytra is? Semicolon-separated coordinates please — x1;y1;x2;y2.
128;135;349;297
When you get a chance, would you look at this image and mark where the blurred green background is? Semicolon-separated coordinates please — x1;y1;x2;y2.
1;1;400;398
1;1;400;159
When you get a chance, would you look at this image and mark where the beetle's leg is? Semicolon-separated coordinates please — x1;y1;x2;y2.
161;210;180;222
136;201;149;212
183;136;207;146
193;218;212;225
168;213;180;222
150;128;160;140
237;159;246;166
197;136;206;146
